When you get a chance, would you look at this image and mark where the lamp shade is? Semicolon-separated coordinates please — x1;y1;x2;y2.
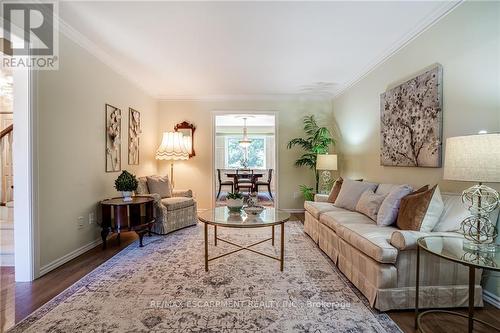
443;133;500;182
155;132;189;160
316;154;338;171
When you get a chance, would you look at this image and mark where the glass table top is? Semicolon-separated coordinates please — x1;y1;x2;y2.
418;236;500;271
198;207;291;228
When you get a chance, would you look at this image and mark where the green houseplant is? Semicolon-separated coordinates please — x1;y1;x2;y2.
287;115;335;197
114;170;139;201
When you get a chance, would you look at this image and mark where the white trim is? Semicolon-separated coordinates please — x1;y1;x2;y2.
282;209;305;213
333;1;462;98
13;56;38;281
483;290;500;309
39;238;102;277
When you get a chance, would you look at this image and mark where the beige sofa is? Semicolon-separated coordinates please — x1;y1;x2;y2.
304;189;486;311
136;176;197;235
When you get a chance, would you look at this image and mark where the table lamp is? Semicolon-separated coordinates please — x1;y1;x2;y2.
316;154;338;194
156;132;189;187
443;133;500;252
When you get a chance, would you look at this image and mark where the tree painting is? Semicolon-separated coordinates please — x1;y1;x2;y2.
380;65;443;167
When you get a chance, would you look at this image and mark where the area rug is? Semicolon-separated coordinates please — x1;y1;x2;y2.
9;220;402;333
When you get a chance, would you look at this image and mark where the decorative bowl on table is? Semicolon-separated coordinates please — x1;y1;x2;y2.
227;198;244;213
243;205;264;215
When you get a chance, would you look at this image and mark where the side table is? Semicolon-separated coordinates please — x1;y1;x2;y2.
100;196;155;249
415;235;500;333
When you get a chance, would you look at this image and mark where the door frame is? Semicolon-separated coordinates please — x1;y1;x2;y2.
210;110;279;209
10;54;39;281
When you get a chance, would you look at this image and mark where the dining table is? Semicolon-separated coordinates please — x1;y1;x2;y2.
225;171;264;192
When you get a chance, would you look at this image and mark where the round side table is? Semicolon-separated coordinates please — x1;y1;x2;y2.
415;235;500;333
100;196;155;249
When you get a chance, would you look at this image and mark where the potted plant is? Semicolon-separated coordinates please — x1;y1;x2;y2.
226;192;244;213
287;115;335;198
114;170;138;202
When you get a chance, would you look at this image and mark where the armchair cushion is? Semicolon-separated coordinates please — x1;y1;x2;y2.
161;197;194;211
146;175;172;198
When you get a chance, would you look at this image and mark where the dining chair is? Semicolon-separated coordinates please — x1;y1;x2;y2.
217;169;234;199
235;169;254;192
256;169;273;199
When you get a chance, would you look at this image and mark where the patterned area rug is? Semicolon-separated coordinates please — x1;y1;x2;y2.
9;221;402;333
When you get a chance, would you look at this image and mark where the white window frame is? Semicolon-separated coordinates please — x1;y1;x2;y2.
224;135;267;169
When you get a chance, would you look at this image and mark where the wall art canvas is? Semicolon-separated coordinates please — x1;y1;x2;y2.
380;64;443;167
105;104;121;172
128;108;141;165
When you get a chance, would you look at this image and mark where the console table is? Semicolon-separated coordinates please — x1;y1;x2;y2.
100;196;155;249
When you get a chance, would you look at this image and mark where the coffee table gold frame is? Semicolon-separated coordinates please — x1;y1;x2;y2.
199;219;289;272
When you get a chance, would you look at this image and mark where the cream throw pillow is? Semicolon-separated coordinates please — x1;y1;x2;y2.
355;189;386;221
146;175;172;198
334;179;378;211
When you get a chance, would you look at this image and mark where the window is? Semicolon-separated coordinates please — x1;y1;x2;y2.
225;136;266;169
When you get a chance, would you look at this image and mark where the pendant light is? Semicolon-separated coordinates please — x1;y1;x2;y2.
238;117;252;147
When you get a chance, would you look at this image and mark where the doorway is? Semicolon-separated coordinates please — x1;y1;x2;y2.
0;67;14;267
212;112;277;208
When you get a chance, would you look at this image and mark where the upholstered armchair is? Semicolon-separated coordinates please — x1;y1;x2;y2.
136;176;197;234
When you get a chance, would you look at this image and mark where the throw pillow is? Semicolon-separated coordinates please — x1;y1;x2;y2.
376;184;413;226
146;175;172;198
355;189;386;221
334;179;378;211
396;185;444;232
327;177;343;203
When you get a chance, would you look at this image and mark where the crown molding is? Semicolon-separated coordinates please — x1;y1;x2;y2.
155;93;333;102
56;16;155;99
332;0;463;99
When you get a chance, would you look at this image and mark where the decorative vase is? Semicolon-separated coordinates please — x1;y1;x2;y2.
227;198;244;213
122;191;133;202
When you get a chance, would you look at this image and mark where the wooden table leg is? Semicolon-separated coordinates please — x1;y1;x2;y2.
101;205;111;250
115;205;127;246
272;225;275;246
204;223;209;271
280;223;285;271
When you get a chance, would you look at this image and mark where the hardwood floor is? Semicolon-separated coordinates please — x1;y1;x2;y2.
1;216;499;333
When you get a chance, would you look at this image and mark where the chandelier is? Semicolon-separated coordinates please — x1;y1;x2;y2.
238;117;252;147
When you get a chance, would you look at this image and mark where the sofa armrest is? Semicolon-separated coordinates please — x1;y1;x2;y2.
172;189;193;198
314;194;329;202
390;230;462;251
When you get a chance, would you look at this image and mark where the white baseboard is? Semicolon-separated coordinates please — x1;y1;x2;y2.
39;238;102;277
483;290;500;309
282;209;305;213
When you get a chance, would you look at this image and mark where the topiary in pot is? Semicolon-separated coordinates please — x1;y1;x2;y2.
114;170;138;201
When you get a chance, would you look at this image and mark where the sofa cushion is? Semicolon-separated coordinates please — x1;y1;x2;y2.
327;177;343;203
304;201;339;219
334;179;378;211
161;197;194;211
336;223;399;264
319;209;375;232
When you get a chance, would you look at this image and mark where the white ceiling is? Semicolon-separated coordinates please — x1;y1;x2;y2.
58;1;460;99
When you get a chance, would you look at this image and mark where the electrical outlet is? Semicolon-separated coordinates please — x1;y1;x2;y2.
77;216;85;229
89;212;95;224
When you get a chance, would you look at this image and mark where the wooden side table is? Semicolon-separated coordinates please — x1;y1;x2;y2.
100;196;155;249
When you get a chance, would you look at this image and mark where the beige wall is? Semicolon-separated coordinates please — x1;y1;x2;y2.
37;34;158;270
332;1;499;297
157;99;335;210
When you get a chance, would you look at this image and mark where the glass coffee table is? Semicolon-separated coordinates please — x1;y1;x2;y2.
415;235;500;333
198;207;291;271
